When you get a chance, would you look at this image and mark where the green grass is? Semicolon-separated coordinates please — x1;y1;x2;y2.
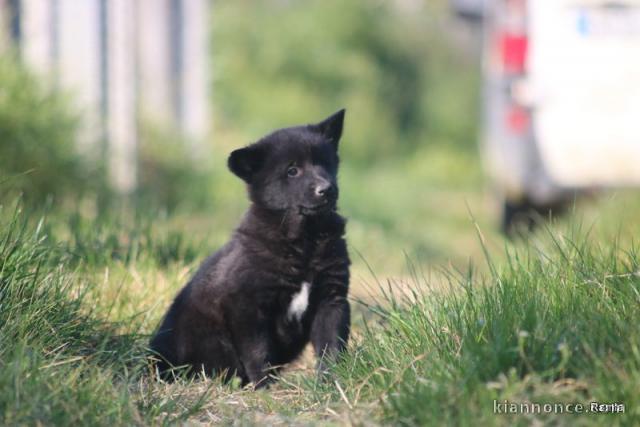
324;227;640;425
0;202;207;425
2;182;640;425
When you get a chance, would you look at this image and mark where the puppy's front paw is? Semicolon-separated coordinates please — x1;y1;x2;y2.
245;374;276;390
316;361;336;384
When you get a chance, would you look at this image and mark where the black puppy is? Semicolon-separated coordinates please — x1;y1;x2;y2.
150;110;350;387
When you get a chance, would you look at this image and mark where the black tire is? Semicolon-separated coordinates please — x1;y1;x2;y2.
501;197;568;237
501;199;535;236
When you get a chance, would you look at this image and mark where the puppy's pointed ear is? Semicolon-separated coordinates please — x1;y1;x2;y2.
228;144;265;182
310;109;345;149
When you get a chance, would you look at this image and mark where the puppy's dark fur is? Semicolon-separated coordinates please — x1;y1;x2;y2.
150;110;350;387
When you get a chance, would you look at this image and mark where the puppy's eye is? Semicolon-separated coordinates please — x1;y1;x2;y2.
287;166;301;178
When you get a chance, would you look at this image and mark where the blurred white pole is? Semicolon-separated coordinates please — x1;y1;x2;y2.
19;0;54;74
136;0;173;125
0;0;9;51
107;0;137;194
56;0;102;154
180;0;209;155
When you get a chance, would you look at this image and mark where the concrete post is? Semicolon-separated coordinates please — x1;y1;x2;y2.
180;0;209;155
136;0;173;126
106;0;137;194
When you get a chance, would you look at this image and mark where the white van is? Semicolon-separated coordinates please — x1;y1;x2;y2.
453;0;640;232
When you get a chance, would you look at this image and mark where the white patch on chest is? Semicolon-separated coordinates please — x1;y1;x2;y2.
287;281;311;321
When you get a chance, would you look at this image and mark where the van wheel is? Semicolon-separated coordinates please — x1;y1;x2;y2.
501;198;568;237
501;199;536;236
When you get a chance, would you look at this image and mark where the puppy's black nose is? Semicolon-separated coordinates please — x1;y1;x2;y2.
315;182;335;198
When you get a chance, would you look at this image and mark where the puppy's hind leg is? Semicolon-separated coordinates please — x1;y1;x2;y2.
235;325;277;389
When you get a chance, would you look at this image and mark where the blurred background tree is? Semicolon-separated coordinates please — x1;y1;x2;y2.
212;0;479;164
0;58;105;203
0;0;483;259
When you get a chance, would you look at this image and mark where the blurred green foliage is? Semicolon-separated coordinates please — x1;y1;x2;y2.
0;56;214;212
1;0;481;219
0;57;104;202
213;0;479;163
136;124;215;211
